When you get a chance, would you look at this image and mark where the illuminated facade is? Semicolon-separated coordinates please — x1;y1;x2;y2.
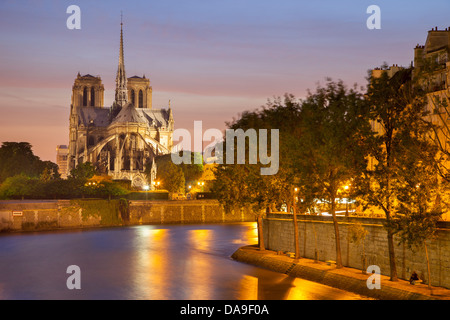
67;22;174;188
414;27;450;157
56;145;69;179
366;28;450;219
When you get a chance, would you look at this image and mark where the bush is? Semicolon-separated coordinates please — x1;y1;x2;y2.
0;174;130;200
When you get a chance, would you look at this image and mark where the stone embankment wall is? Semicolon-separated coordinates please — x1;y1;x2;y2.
263;213;450;289
0;199;255;232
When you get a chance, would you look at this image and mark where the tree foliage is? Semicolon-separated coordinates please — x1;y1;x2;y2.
0;142;59;183
355;64;446;281
296;79;370;267
213;94;303;250
155;157;185;194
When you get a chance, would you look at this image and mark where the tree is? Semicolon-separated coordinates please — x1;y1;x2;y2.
179;152;204;184
147;152;203;191
389;111;446;292
69;162;97;181
213;94;304;252
296;79;370;268
156;159;185;194
348;222;369;274
39;162;60;182
0;142;58;183
357;65;436;281
0;174;35;199
260;95;303;258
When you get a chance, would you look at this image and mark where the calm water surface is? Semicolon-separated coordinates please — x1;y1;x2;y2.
0;222;370;300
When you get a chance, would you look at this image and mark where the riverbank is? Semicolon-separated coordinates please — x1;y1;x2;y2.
231;245;450;300
0;199;255;233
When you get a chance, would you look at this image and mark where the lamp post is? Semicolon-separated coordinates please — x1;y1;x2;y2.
152;180;161;191
143;185;149;201
293;187;300;260
343;184;350;217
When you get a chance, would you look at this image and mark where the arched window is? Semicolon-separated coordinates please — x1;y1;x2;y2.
139;90;143;108
90;87;95;106
83;87;88;106
131;90;135;106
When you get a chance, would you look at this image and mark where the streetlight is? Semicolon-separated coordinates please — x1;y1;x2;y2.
343;184;350;216
152;180;161;190
143;185;149;200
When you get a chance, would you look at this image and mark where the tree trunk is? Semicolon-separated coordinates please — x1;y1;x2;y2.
313;223;318;262
362;240;367;274
257;214;265;251
293;200;300;260
386;148;398;281
331;199;343;268
385;195;398;281
386;230;398;281
424;241;433;294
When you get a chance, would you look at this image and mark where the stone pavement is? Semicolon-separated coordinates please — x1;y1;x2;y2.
231;245;450;300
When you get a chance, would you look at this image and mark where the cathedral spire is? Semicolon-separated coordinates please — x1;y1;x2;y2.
115;13;128;108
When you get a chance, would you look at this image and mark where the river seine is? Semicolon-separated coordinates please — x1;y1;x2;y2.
0;222;370;300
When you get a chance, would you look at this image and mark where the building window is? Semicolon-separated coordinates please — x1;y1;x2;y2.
131;89;135;106
83;87;88;106
90;87;95;106
139;90;143;108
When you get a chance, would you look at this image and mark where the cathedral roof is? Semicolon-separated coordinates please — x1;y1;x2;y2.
112;103;148;124
76;104;171;129
77;107;110;127
111;104;171;128
142;109;170;127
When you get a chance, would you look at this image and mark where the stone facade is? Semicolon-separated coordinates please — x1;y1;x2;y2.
263;213;450;289
68;22;174;188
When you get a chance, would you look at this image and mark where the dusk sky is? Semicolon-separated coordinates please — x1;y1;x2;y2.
1;0;449;162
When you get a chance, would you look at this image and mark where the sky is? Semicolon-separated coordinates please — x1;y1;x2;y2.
0;0;449;162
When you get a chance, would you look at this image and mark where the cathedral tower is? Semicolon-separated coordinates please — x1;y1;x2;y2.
128;75;152;109
115;19;128;108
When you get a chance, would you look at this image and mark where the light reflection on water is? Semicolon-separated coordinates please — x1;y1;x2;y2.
0;222;369;300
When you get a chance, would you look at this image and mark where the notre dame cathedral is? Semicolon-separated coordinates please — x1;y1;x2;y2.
67;21;174;188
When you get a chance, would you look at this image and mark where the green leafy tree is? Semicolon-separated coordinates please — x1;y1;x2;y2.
98;181;129;200
69;162;97;181
156;159;185;194
357;65;437;281
0;142;59;183
179;152;204;184
152;152;203;188
213;94;303;252
296;79;370;268
389;114;446;291
0;174;35;199
348;222;369;274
